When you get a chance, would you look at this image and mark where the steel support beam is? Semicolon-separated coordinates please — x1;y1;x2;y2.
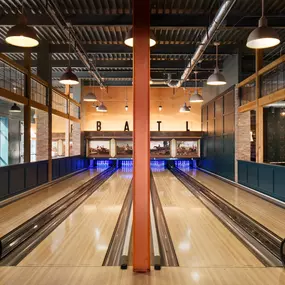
1;14;285;28
133;0;150;273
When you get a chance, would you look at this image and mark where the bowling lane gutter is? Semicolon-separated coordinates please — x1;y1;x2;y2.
168;164;285;267
150;171;179;267
102;179;133;267
0;166;118;266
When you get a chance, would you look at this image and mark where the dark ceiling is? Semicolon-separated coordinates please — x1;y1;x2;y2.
0;0;284;87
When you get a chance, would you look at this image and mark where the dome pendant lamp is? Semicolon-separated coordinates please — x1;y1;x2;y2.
59;30;79;85
124;28;157;47
246;0;280;49
207;42;227;86
10;103;21;113
97;102;108;112
84;78;97;102
5;0;39;48
190;71;204;103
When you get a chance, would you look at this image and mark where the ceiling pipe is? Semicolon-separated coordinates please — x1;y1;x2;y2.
171;0;237;88
38;0;105;89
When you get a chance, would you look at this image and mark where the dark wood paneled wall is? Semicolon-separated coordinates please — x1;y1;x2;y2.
200;86;235;181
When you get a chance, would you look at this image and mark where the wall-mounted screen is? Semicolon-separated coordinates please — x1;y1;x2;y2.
116;140;133;156
150;140;170;157
88;140;110;157
176;140;199;157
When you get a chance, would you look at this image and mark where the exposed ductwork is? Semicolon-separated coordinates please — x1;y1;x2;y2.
39;0;105;89
171;0;237;88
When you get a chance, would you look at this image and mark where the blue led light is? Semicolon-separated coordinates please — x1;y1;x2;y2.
175;160;191;171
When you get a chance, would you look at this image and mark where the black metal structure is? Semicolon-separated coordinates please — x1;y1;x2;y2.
0;0;285;85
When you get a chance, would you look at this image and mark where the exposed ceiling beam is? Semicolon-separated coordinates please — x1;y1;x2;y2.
15;59;223;69
0;44;239;54
1;14;285;28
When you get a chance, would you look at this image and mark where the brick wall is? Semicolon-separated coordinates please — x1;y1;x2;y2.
70;122;81;156
36;109;49;161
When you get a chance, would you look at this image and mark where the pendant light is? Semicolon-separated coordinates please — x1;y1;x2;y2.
246;0;280;49
190;71;204;103
84;78;97;101
10;103;21;113
5;0;39;48
179;87;191;113
124;28;157;47
159;105;163;112
59;29;79;85
97;102;108;112
207;42;227;86
125;87;128;111
179;103;191;113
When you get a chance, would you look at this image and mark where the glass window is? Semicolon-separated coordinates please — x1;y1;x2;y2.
0;97;24;166
31;108;48;162
52;90;68;114
31;79;47;105
70;121;81;156
0;60;25;96
236;110;256;162
240;80;256;105
263;100;285;166
52;114;69;159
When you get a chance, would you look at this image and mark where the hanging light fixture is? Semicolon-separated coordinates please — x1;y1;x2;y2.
84;78;97;101
246;0;280;49
10;103;21;113
281;108;285;117
97;102;108;112
59;29;79;85
180;87;191;113
5;1;39;48
190;71;204;103
179;103;191;113
124;87;128;111
159;105;163;111
207;42;227;86
124;28;156;47
92;103;99;110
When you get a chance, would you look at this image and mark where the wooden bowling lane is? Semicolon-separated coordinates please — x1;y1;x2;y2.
1;266;285;285
185;169;285;238
0;169;101;237
18;170;132;267
152;170;263;268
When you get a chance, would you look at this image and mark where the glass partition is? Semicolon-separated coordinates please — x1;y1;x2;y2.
31;78;47;105
0;97;24;166
52;114;69;158
0;60;25;96
240;80;256;106
52;90;68;114
261;62;285;97
31;108;49;162
263;100;285;166
70;121;81;156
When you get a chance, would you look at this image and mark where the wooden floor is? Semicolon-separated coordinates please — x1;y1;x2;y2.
153;170;262;268
185;169;285;238
18;170;131;266
1;266;285;285
0;169;100;237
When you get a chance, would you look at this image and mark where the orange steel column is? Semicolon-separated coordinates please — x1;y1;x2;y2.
133;0;150;272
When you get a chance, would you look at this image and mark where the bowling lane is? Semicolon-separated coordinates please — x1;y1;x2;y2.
153;170;263;268
184;169;285;238
0;168;102;237
18;170;132;267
